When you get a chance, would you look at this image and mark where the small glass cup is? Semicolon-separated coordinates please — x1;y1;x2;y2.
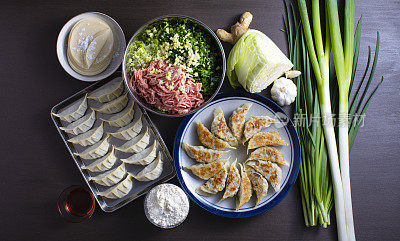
57;185;95;223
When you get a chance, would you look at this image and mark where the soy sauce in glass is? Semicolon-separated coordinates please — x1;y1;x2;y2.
58;185;95;222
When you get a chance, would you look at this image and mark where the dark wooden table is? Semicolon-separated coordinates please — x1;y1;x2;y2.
1;0;399;240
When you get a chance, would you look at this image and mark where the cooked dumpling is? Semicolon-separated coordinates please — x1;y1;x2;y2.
89;163;126;186
196;161;229;196
197;121;234;150
115;127;150;153
236;163;252;210
97;174;133;199
88;77;124;103
229;103;252;142
211;107;238;146
246;160;282;191
247;131;288;151
132;152;163;181
92;92;129;114
247;167;269;206
220;160;240;202
243;116;275;142
182;142;228;163
185;159;228;180
74;135;110;160
121;140;157;165
54;94;88;122
67;122;104;146
101;101;135;127
109;115;143;140
81;146;117;172
247;146;288;166
60;110;96;135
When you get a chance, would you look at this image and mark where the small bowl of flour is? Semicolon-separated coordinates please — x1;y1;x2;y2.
144;183;190;229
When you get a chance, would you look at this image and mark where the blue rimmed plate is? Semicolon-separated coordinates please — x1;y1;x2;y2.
173;92;301;218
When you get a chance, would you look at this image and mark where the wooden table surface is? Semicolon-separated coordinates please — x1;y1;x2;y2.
1;0;399;240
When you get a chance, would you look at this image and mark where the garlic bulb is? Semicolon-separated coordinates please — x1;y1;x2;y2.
270;77;297;106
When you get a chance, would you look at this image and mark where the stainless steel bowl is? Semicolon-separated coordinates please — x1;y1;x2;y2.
122;15;226;117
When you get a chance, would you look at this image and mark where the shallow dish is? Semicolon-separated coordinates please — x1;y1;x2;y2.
56;12;126;82
173;92;301;218
122;15;226;117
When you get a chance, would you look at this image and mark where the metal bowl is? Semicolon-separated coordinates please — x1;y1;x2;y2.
122;15;226;117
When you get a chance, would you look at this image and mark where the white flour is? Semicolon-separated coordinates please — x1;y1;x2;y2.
145;184;189;228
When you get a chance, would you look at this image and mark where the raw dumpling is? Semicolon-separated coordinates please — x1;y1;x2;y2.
101;101;135;127
88;78;124;103
54;94;88;122
97;174;133;199
247;131;288;152
59;110;96;135
74;135;110;160
243;116;275;142
182;142;228;163
220;160;240;202
115;127;150;153
185;159;228;180
236;163;252;210
89;163;126;186
246;160;282;191
109;115;143;140
229;103;252;142
247;146;288;166
132;152;163;181
92;92;129;114
67;122;104;146
197;121;234;150
211;107;238;146
81;146;117;172
247;167;269;206
196;161;229;196
121;140;157;165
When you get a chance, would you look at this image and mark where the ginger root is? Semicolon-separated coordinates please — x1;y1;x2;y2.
217;12;253;44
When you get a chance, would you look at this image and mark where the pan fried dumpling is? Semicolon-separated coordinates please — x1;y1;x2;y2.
116;127;150;153
185;159;228;180
89;163;126;186
247;146;288;166
247;131;288;151
60;110;96;135
246;160;282;191
97;174;133;199
81;146;117;172
121;140;157;165
67;122;104;146
229;103;252;142
88;78;124;103
74;135;110;160
109;115;143;140
236;163;252;210
54;94;88;122
101;101;135;127
183;142;228;163
132;152;163;181
92;92;129;114
197;121;234;150
247;168;269;206
220;160;240;201
211;107;238;146
243;116;275;142
196;161;229;196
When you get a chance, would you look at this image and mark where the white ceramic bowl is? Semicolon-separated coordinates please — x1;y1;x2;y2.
56;12;126;82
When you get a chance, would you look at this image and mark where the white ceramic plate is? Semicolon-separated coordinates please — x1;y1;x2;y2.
56;12;126;82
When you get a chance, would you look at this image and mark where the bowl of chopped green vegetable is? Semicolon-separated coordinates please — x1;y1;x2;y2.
122;15;226;117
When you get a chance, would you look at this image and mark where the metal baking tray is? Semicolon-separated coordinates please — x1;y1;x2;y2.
51;72;176;212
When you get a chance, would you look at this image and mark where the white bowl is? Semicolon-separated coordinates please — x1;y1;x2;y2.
56;12;126;82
